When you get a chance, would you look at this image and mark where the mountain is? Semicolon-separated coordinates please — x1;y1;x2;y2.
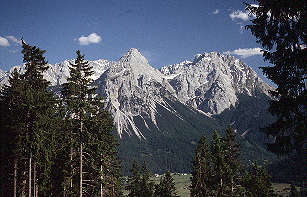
160;52;272;115
0;49;275;174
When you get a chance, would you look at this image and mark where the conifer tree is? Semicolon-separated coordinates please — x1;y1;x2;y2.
61;50;122;196
210;131;227;196
223;126;241;196
127;160;141;197
154;171;179;197
241;163;277;197
246;0;306;155
0;69;24;197
21;40;59;196
0;41;58;196
61;50;96;196
139;161;154;197
84;96;122;196
190;135;212;197
126;160;154;197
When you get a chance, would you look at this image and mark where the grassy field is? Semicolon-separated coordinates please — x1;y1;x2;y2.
124;174;296;197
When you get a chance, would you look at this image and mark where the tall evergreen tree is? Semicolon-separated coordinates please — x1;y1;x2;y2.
21;40;58;197
0;69;24;197
154;171;179;197
139;161;154;197
210;131;227;196
190;135;212;197
126;160;141;197
246;0;307;155
223;126;241;196
61;50;122;196
126;160;154;197
61;50;96;197
241;163;277;197
0;41;58;196
246;1;306;192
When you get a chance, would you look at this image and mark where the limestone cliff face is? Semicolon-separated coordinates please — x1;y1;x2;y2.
160;52;272;115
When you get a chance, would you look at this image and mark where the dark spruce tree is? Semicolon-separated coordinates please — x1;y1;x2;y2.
210;131;228;196
139;161;154;197
85;96;123;196
126;160;142;197
154;171;179;197
126;160;154;197
246;0;306;154
241;163;277;197
0;41;58;196
246;1;306;190
0;69;24;197
189;135;212;197
61;50;122;197
223;126;241;196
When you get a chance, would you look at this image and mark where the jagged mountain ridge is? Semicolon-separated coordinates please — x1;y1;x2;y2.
160;52;272;115
0;49;272;139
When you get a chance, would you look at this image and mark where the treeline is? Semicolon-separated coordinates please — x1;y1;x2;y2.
0;41;122;196
125;160;179;197
124;127;286;197
189;127;277;197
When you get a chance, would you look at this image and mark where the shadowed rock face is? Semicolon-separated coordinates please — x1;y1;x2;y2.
0;49;273;139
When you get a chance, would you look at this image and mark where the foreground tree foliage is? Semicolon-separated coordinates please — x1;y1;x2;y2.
246;1;306;191
246;0;307;155
0;41;58;196
0;43;122;196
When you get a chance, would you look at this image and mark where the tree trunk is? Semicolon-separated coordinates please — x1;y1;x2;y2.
33;162;37;197
79;121;83;197
14;159;17;197
29;153;32;197
100;163;103;197
220;177;223;195
231;176;234;195
22;169;26;197
70;145;73;189
80;142;83;197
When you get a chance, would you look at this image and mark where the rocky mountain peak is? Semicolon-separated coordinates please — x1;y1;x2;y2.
161;52;272;115
120;48;148;65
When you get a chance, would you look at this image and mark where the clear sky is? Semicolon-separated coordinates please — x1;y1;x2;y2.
0;0;272;84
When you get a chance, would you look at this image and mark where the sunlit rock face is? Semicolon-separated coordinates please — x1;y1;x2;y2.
161;52;272;115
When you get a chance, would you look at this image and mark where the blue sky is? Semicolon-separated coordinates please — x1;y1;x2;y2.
0;0;272;84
